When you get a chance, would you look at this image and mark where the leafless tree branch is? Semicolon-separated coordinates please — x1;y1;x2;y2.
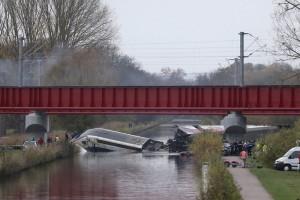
0;0;116;58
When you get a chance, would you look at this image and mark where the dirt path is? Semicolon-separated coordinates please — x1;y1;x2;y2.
224;156;273;200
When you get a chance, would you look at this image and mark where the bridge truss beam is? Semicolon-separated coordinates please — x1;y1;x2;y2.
0;86;300;115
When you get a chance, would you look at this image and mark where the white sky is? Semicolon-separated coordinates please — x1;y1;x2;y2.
104;0;276;75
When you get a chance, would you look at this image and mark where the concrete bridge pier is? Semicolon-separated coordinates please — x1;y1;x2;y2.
25;111;49;142
0;115;6;136
221;112;246;141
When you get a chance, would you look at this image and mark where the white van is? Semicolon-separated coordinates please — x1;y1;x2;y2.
274;147;300;171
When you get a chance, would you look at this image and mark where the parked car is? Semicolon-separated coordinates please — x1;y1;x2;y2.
23;140;37;149
223;142;232;156
244;142;255;156
274;147;300;171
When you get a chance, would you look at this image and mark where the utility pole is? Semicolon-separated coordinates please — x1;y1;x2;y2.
239;32;245;86
234;58;239;86
38;59;41;86
18;36;25;134
18;37;24;87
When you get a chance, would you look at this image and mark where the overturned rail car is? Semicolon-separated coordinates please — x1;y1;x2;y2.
73;128;163;152
168;125;202;152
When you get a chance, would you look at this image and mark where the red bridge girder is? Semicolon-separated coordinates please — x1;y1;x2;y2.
0;86;300;115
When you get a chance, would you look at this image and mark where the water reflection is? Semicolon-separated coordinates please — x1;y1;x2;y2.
50;154;119;200
0;162;51;200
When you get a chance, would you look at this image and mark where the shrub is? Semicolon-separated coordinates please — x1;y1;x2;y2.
203;160;241;200
190;132;223;163
191;133;241;200
255;120;300;167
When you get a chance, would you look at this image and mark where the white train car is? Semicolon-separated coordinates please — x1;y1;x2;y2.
74;128;163;152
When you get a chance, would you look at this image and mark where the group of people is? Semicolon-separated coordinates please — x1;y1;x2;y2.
238;141;268;168
223;140;257;168
30;133;70;146
223;140;255;156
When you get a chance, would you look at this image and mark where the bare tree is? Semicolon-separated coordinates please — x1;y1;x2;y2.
274;0;300;59
160;67;187;85
0;0;116;58
42;0;116;48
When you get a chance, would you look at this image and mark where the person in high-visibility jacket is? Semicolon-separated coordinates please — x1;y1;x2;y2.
240;149;248;168
262;144;267;153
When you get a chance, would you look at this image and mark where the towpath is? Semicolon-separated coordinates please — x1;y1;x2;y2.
224;156;273;200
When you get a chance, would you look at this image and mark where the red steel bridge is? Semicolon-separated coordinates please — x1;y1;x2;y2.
0;86;300;115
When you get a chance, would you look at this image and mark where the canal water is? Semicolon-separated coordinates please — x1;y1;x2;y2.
0;126;198;200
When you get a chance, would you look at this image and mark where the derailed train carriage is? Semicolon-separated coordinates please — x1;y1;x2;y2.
167;125;202;152
166;124;278;153
73;128;164;152
73;126;203;153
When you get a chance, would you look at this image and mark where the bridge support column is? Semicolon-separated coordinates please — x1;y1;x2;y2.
221;112;246;141
25;112;49;142
0;115;6;136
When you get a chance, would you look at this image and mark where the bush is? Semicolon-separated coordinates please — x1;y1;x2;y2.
203;160;241;200
190;133;241;200
255;120;300;167
190;132;223;163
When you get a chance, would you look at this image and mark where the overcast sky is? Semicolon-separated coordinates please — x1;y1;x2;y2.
104;0;276;76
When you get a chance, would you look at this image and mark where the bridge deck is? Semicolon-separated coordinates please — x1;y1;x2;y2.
0;86;300;115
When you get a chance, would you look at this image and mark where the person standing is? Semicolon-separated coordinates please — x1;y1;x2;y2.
298;152;300;171
240;149;248;168
37;136;44;146
262;144;267;153
54;135;60;142
65;133;69;142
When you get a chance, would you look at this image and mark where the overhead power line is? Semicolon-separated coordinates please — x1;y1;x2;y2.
121;39;240;45
118;36;277;75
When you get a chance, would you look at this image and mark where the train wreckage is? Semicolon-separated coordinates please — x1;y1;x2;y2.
73;124;277;153
72;126;200;153
73;128;164;152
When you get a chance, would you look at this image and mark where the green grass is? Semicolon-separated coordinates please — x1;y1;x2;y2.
251;167;300;200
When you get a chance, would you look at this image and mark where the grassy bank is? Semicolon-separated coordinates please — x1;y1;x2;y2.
251;168;300;200
0;134;26;145
101;120;165;134
250;120;300;199
0;142;77;177
190;133;242;200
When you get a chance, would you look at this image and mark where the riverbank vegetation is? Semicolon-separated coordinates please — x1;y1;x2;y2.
102;121;159;134
50;115;173;134
251;168;300;200
0;142;77;177
101;117;172;134
0;130;78;177
254;120;300;167
249;120;300;200
0;134;26;145
190;133;241;200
